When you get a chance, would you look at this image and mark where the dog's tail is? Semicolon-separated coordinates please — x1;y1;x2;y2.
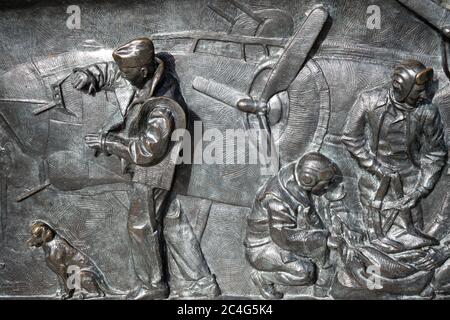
82;268;126;296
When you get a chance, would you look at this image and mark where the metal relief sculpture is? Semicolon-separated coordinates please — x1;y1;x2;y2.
2;0;450;300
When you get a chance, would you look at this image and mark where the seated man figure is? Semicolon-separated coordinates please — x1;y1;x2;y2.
244;152;343;299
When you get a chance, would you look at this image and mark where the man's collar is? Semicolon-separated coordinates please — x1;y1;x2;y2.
389;88;417;114
390;103;407;123
136;57;165;99
148;57;165;98
387;101;397;117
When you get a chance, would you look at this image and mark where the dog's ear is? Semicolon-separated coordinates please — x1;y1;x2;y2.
42;227;54;242
30;222;41;234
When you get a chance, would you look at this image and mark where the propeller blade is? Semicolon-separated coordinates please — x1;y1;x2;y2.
192;76;251;108
229;0;263;24
254;113;279;175
33;101;58;115
16;180;51;202
260;6;329;102
207;4;236;26
257;113;271;136
396;0;450;36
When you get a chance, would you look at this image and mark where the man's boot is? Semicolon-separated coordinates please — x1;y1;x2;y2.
424;200;450;240
126;282;169;300
175;276;221;299
250;270;283;300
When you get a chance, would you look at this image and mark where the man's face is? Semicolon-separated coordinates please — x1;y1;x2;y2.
405;83;427;107
311;176;334;196
119;65;147;87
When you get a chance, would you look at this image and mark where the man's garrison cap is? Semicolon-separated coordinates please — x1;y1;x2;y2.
112;37;155;68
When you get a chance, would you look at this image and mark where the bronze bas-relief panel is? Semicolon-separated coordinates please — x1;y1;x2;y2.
1;0;450;299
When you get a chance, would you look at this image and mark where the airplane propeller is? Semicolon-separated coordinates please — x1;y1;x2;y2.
193;6;329;139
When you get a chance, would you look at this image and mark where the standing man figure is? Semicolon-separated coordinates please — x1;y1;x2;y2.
341;59;447;253
71;38;199;299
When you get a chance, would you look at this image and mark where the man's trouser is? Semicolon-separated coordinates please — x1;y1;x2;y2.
358;170;424;240
127;182;166;288
128;184;215;290
245;242;317;286
163;197;214;287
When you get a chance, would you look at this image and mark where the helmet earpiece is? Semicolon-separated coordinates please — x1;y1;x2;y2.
298;172;317;188
391;60;433;103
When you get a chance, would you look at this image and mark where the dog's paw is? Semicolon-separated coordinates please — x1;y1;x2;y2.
61;293;72;300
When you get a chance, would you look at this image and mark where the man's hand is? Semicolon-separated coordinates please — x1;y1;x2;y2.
373;164;395;180
85;133;103;155
344;228;365;243
327;234;345;250
382;190;422;211
72;70;95;95
328;234;355;262
413;247;449;271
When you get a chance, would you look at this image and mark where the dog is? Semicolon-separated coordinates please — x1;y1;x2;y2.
27;221;124;299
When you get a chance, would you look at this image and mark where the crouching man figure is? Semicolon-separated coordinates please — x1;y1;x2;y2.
244;152;343;299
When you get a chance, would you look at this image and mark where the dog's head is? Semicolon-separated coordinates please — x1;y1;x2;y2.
27;221;55;248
